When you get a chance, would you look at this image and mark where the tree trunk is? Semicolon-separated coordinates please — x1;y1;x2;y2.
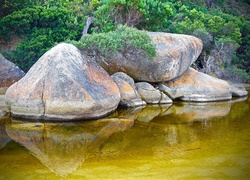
81;17;92;38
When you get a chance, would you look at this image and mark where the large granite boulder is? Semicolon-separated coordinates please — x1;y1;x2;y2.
165;68;232;102
111;72;146;107
5;43;120;120
92;32;202;82
0;53;25;88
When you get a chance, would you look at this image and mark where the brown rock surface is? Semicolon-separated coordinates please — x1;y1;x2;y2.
91;32;203;82
135;82;172;104
165;68;232;102
0;53;25;88
111;72;146;107
5;43;120;120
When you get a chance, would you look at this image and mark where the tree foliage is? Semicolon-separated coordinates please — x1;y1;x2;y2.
0;0;249;82
92;0;173;32
0;0;89;72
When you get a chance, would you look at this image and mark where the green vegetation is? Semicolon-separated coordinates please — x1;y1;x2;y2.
0;0;89;72
0;0;249;82
71;25;156;60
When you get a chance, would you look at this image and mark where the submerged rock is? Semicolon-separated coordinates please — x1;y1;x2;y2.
111;72;146;107
5;43;120;120
165;68;232;102
92;32;203;82
0;53;25;88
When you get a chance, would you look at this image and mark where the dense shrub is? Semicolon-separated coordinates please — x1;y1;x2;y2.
0;0;88;72
92;0;173;33
0;0;249;82
160;1;249;82
71;25;156;60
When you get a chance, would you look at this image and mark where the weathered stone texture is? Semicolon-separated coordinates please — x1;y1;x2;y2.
165;68;232;102
5;43;120;120
135;82;172;104
90;32;203;82
111;72;146;107
0;53;25;88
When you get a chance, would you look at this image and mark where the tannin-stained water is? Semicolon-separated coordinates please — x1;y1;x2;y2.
0;88;250;179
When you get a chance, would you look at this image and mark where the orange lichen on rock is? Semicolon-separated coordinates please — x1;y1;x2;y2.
5;43;121;120
85;62;120;95
165;68;232;102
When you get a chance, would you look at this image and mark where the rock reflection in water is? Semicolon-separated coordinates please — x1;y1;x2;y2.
101;96;249;162
109;106;144;120
0;118;11;150
136;104;172;123
120;99;239;124
153;100;233;123
1;94;249;179
5;118;133;177
109;104;172;123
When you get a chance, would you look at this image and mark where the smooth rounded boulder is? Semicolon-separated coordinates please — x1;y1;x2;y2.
5;43;120;120
165;68;232;102
94;32;202;82
229;83;248;97
111;72;146;107
0;53;25;88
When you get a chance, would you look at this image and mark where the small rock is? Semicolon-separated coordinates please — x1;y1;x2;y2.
135;82;161;104
159;92;173;104
229;83;248;97
111;72;146;107
156;84;184;99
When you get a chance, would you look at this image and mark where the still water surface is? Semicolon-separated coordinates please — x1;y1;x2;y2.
0;88;250;179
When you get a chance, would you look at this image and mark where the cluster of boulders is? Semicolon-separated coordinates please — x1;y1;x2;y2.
1;32;248;121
